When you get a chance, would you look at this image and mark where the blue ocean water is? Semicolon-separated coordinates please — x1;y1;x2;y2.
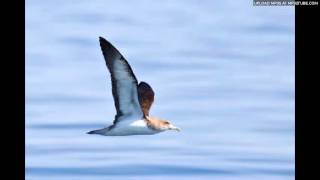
26;0;295;179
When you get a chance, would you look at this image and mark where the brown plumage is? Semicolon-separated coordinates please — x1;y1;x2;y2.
137;82;171;131
138;82;154;117
146;116;170;130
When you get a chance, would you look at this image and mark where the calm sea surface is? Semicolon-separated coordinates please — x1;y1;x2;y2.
26;0;295;179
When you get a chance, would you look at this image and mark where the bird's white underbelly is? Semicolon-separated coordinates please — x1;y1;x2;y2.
105;119;158;136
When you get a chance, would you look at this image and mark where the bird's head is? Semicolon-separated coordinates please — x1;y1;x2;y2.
159;120;180;132
146;116;180;132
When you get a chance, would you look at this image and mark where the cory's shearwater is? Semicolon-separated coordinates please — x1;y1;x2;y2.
87;37;180;136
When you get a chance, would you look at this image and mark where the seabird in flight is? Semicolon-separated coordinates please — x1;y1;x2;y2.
87;37;180;136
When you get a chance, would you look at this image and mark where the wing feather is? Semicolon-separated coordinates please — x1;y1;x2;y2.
99;37;143;124
138;81;155;117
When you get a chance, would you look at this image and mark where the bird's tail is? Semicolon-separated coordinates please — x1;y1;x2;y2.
87;130;97;134
87;128;107;135
87;128;106;134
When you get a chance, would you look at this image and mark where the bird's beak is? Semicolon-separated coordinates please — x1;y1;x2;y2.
169;125;181;132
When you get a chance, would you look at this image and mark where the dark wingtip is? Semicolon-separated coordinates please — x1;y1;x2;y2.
99;36;106;41
98;36;120;56
99;36;108;45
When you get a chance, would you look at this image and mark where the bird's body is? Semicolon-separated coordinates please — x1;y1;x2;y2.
92;119;159;136
87;37;180;136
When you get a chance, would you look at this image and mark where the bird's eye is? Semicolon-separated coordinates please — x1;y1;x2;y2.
165;122;169;124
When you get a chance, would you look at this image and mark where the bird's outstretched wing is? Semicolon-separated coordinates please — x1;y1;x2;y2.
138;82;155;117
99;37;143;124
